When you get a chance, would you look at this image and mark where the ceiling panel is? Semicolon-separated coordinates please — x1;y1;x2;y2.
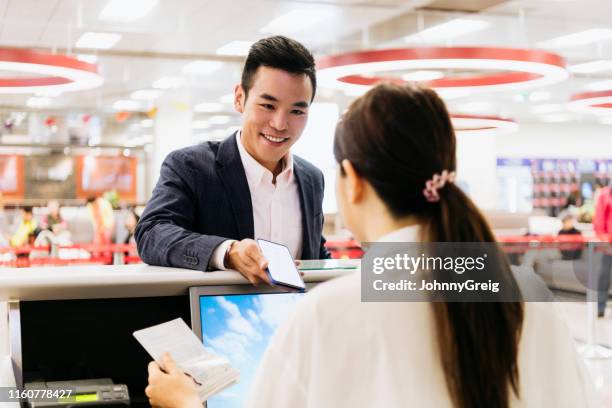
424;0;508;12
294;0;420;6
4;0;60;21
490;0;612;25
0;23;44;44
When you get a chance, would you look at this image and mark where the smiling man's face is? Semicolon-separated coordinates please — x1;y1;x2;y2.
234;66;313;172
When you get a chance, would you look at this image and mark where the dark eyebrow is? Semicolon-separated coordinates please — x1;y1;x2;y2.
259;93;309;109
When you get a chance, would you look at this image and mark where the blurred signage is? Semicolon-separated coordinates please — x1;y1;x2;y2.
0;155;24;198
76;155;136;200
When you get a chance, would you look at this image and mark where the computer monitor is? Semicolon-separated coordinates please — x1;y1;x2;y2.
189;284;318;408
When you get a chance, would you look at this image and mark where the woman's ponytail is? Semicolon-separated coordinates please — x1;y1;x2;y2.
427;185;524;408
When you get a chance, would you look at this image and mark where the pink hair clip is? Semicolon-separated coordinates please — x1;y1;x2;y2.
423;170;456;202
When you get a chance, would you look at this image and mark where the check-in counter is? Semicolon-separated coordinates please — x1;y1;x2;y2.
0;262;355;407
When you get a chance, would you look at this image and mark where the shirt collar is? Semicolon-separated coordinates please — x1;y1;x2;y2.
235;131;294;190
376;225;420;242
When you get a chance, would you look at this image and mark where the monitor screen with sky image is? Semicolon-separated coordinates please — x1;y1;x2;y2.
189;284;317;408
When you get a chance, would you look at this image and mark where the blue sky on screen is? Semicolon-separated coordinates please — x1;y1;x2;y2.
199;293;304;408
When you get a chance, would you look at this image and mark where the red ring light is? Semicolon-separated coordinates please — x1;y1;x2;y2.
451;114;519;135
568;90;612;115
317;47;568;95
0;48;103;93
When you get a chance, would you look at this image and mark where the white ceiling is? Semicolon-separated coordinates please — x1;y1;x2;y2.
0;0;611;128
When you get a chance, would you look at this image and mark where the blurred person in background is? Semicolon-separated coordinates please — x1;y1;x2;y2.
10;206;39;247
563;188;581;209
36;200;71;246
594;180;605;204
112;208;141;261
0;192;8;246
145;84;593;408
122;208;140;245
557;209;582;261
595;181;612;317
87;196;115;245
40;200;67;233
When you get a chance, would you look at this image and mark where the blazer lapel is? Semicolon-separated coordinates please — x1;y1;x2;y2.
215;133;255;239
294;159;315;259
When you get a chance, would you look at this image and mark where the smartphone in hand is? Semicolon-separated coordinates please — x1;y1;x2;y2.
257;239;306;291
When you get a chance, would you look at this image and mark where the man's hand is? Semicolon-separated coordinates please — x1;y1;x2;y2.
226;239;271;285
145;353;201;408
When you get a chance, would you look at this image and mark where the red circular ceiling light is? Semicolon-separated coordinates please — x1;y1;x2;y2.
451;114;518;135
568;90;612;115
0;48;103;93
317;47;568;95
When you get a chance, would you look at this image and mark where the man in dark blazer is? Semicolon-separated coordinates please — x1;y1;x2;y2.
135;36;329;284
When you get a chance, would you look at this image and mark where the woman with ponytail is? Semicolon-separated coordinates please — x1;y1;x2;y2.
145;84;593;408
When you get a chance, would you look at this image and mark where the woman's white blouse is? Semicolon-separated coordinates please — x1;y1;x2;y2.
246;226;594;407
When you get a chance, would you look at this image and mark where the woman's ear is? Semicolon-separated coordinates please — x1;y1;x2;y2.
234;84;245;113
341;159;364;204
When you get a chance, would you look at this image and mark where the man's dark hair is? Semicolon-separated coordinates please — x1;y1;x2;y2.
241;36;316;102
21;206;33;214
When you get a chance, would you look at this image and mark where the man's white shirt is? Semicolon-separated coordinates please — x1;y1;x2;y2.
210;132;303;270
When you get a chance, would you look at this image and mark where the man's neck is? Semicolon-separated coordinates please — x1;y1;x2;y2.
260;156;284;179
271;160;284;184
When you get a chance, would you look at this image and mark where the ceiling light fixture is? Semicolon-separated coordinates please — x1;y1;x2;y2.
317;47;568;95
76;54;98;64
194;102;224;113
568;90;612;115
216;41;254;56
209;115;231;125
538;28;612;48
182;60;224;75
76;32;122;50
99;0;158;22
451;114;518;136
113;100;142;111
260;9;336;35
192;120;211;129
130;89;162;100
0;48;103;93
152;77;185;89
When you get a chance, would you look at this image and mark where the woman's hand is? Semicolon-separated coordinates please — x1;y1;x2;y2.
145;353;202;408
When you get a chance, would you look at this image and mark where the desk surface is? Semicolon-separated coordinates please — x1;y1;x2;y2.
0;261;358;301
0;261;358;397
